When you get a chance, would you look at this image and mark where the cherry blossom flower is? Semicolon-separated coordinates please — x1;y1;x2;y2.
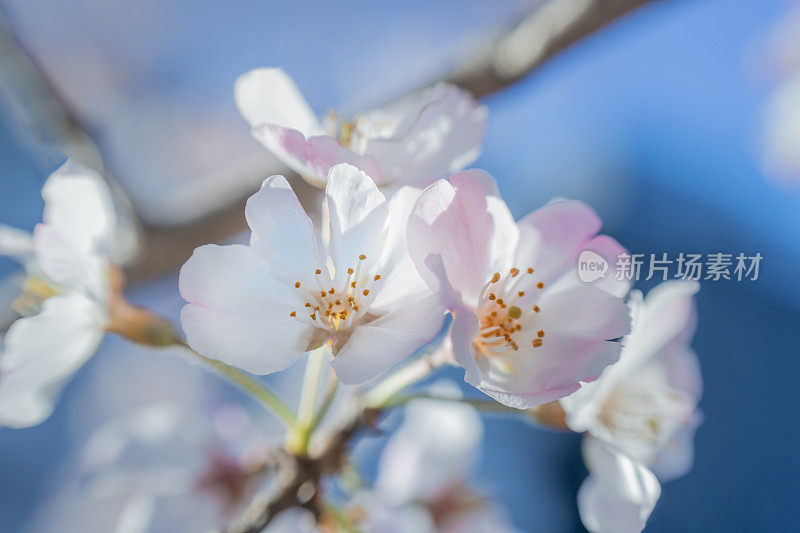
366;392;518;532
560;280;703;480
0;162;121;427
179;163;445;384
577;436;661;533
28;402;288;533
234;67;486;188
407;170;631;409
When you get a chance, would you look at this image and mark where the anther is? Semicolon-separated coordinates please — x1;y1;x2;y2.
533;305;540;313
310;313;317;321
320;291;327;297
518;291;525;297
532;338;543;348
359;254;366;260
289;311;296;317
537;282;545;289
315;269;322;275
294;281;301;288
362;289;370;296
351;282;357;288
347;268;354;275
510;268;519;277
488;293;496;300
305;303;311;308
491;272;501;283
329;287;335;294
374;274;381;281
537;330;545;338
527;267;534;274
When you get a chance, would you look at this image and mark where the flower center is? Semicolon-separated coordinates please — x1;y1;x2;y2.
472;267;546;358
11;276;60;316
289;253;382;332
598;385;692;446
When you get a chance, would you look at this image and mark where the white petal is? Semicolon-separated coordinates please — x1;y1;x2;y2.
331;294;445;384
370;186;431;311
363;83;487;185
245;175;322;286
0;225;34;262
0;293;105;427
33;161;117;296
179;244;312;375
578;437;660;533
234;67;322;135
324;164;389;286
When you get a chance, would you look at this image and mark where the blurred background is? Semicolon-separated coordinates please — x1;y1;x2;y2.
1;0;799;530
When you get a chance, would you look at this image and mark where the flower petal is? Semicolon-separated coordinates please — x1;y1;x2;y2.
578;437;660;533
245;175;321;286
408;170;515;304
370;186;431;312
179;244;312;375
331;294;445;384
251;124;382;186
514;199;602;286
477;332;622;409
32;162;117;296
234;67;322;136
363;83;487;185
0;225;34;262
0;293;105;427
536;284;631;340
325;164;389;286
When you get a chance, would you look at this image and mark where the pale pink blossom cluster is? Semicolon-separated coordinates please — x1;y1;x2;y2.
0;67;703;532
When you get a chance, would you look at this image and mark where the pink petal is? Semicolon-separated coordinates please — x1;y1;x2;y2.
252;124;382;186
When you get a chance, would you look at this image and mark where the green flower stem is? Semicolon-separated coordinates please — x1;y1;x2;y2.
180;343;296;427
287;345;328;454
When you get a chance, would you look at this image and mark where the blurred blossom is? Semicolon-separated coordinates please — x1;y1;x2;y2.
361;393;517;532
408;170;631;408
0;161;132;427
560;281;703;479
179;163;444;384
561;280;702;532
235;68;486;188
577;436;660;533
28;401;281;532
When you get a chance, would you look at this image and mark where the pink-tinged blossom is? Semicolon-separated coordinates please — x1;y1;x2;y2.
577;437;661;533
407;170;631;409
560;280;703;480
234;68;487;188
0;161;121;427
179;163;445;384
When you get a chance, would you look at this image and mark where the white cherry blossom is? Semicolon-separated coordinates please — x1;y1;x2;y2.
407;170;631;409
235;67;486;188
560;280;703;479
179;163;445;384
0;161;121;427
